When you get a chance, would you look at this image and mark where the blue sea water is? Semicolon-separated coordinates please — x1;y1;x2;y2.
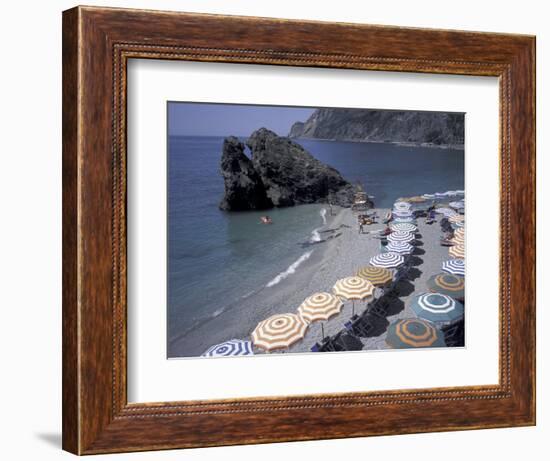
167;136;464;340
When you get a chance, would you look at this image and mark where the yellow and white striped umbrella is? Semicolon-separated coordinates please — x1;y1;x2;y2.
449;243;465;259
451;234;464;245
356;266;393;286
298;292;343;323
252;313;308;352
449;215;465;224
333;276;376;301
454;228;465;239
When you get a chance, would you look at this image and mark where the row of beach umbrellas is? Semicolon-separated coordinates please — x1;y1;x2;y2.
203;199;465;356
385;199;466;349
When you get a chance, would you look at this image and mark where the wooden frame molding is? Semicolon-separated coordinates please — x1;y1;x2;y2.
62;5;536;455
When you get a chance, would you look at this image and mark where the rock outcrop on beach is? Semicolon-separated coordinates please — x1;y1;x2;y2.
289;108;464;147
219;136;273;211
219;128;360;211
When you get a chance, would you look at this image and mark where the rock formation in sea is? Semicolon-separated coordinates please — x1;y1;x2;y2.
219;136;273;211
219;128;363;211
289;108;464;147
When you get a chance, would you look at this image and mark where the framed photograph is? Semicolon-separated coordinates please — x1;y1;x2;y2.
62;6;536;455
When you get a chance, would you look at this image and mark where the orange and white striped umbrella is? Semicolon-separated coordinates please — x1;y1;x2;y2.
454;228;465;239
333;277;375;301
449;243;465;259
449;214;465;224
356;266;393;286
298;292;343;323
252;313;308;352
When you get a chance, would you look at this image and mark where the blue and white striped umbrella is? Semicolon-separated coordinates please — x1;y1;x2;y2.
393;216;417;223
387;230;415;244
393;201;412;212
442;259;465;276
390;222;417;233
392;209;414;218
370;252;405;269
435;207;458;218
202;339;254;357
449;201;464;210
385;241;414;255
409;292;464;323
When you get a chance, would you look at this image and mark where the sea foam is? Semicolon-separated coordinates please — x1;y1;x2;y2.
266;251;313;287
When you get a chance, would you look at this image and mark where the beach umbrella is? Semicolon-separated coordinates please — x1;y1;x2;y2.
369;252;405;269
387;230;415;244
409;292;464;323
449;215;465;224
442;259;465;276
392;209;414;218
333;276;375;315
390;222;417;233
393;216;417;224
298;292;343;339
454;228;465;239
202;339;254;357
449;243;465;259
252;313;308;352
385;241;414;255
435;207;458;218
449;200;464;210
386;318;446;349
393;201;412;212
408;196;426;203
427;273;465;300
356;266;393;286
451;234;464;245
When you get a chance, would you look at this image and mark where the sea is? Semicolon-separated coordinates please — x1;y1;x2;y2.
167;135;464;341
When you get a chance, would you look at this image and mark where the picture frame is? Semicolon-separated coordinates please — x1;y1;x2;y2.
62;5;535;455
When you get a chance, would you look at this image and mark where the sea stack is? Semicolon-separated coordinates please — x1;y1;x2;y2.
219;128;361;211
219;136;273;211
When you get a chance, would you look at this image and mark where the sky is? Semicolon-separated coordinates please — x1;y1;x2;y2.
168;102;315;137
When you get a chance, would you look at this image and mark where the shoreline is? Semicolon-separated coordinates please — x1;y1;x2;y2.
169;202;455;357
168;206;348;357
290;137;464;150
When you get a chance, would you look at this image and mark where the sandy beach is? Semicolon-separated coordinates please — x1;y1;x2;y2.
169;205;452;357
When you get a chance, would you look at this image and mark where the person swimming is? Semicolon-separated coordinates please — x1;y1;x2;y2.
260;215;273;224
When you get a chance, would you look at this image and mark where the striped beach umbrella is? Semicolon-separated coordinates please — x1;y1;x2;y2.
298;292;343;339
202;339;254;357
442;259;465;276
435;207;458;218
386;318;446;349
393;216;417;224
386;241;414;255
333;276;375;315
392;209;414;219
451;234;464;245
252;313;308;352
298;292;343;323
393;201;412;212
454;228;465;239
333;277;376;301
387;230;415;244
390;222;417;233
356;266;393;286
427;273;465;300
369;252;405;269
449;243;465;259
409;292;464;323
449;215;465;224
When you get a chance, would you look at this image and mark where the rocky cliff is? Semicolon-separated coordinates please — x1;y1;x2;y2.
219;128;360;211
289;108;464;146
219;137;273;211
